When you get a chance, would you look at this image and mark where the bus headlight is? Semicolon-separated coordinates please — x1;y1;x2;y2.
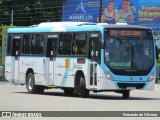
106;72;114;81
148;72;155;81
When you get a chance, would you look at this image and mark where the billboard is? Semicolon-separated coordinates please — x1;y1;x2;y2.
63;0;100;22
102;0;138;24
63;0;160;31
138;0;160;31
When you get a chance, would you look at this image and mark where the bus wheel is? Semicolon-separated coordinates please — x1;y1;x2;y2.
26;73;44;94
122;90;130;99
63;88;74;95
80;77;89;98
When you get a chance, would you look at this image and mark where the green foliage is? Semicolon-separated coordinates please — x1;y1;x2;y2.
157;54;160;66
156;76;160;84
155;35;160;40
0;0;67;26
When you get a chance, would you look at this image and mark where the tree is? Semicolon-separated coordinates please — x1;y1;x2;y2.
0;0;67;26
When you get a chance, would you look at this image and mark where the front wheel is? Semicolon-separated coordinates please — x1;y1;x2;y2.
80;77;89;98
26;73;44;94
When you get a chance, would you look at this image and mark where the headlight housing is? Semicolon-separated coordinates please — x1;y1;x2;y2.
148;72;155;81
106;72;114;81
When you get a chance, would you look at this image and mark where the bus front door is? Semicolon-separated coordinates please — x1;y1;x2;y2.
89;38;100;89
47;37;57;86
12;37;21;84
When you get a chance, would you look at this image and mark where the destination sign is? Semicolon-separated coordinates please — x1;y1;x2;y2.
110;30;142;36
105;29;152;37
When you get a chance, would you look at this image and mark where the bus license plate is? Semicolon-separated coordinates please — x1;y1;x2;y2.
126;86;136;90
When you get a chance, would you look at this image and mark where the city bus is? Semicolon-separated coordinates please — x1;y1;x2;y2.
5;22;157;98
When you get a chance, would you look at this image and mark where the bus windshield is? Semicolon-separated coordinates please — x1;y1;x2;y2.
104;37;154;70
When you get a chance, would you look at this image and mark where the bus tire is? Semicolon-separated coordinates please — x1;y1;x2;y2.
80;77;89;98
122;90;130;99
26;73;44;94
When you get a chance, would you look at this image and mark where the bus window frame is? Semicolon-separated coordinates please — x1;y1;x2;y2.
58;33;72;56
30;34;44;55
72;32;87;56
21;34;31;55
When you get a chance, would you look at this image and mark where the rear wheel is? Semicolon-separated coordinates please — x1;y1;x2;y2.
80;77;89;98
122;90;130;99
26;73;44;94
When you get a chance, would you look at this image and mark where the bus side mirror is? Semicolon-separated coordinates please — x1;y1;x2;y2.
156;46;159;59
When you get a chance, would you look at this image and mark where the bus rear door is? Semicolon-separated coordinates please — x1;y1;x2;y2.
11;35;22;84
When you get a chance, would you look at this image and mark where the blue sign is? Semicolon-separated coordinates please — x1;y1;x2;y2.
63;0;160;31
138;0;160;31
63;0;100;22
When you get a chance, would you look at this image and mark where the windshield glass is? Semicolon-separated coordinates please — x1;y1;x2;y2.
104;37;154;70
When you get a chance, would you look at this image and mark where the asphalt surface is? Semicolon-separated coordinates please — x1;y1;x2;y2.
0;81;160;120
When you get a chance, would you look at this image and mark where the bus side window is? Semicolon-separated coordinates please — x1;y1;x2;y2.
73;33;86;55
31;34;44;54
58;34;72;55
22;34;30;54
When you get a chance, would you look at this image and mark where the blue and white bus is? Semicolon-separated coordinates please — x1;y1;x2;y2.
5;22;157;98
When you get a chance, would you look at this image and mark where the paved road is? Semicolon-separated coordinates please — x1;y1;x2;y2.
0;81;160;120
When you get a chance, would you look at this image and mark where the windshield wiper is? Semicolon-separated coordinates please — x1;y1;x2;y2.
134;36;143;48
131;36;143;59
116;36;129;49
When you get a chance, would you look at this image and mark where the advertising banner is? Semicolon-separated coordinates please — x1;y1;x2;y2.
63;0;160;31
63;0;100;22
138;0;160;31
102;0;138;24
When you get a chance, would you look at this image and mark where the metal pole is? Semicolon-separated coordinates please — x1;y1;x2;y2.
99;0;103;23
11;10;13;26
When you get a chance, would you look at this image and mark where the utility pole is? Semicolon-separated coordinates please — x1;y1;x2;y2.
11;10;13;26
99;0;103;23
7;0;14;26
